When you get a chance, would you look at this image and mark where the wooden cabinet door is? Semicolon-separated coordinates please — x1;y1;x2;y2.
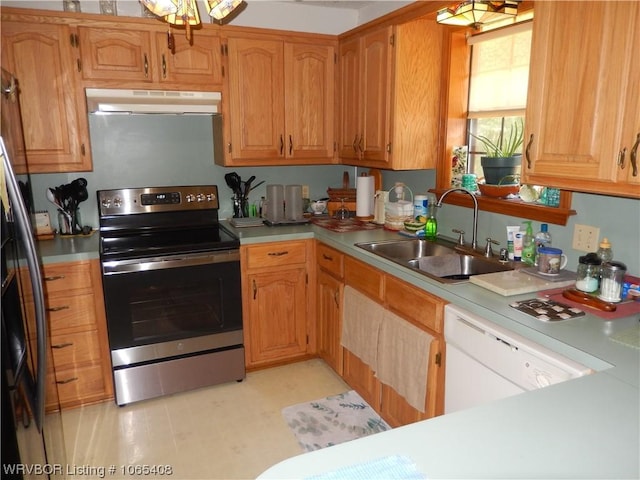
523;1;640;198
155;30;223;87
1;22;91;173
317;270;343;374
360;26;392;164
338;36;361;161
284;42;335;161
245;266;307;366
227;37;285;161
342;348;380;410
78;26;154;82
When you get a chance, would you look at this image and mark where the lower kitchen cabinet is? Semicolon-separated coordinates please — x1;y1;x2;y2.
24;259;113;411
316;243;345;375
241;240;313;368
333;248;445;427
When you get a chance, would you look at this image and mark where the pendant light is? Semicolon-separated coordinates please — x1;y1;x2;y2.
436;1;519;28
139;0;244;42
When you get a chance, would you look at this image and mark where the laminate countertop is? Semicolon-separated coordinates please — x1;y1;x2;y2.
40;223;640;478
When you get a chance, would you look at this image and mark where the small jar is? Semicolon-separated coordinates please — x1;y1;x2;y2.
575;253;601;293
599;261;627;303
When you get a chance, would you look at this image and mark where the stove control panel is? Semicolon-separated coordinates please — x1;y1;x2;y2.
98;185;219;216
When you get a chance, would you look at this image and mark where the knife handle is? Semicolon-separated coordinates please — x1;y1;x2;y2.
562;288;617;312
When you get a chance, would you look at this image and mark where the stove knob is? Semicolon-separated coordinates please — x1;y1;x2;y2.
101;198;111;208
113;196;122;208
185;194;196;203
196;194;206;202
206;193;216;202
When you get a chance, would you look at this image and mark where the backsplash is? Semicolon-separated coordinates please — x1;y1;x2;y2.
27;115;639;276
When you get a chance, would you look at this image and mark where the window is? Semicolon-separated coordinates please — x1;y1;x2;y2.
434;11;576;226
467;21;531;179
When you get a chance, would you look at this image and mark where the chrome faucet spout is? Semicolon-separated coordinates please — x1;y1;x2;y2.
436;188;479;250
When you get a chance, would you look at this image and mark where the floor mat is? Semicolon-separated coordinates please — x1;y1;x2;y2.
282;390;390;452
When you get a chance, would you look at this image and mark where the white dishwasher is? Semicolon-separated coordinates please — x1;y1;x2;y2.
444;304;593;414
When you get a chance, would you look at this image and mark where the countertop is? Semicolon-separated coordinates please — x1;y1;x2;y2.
40;222;640;479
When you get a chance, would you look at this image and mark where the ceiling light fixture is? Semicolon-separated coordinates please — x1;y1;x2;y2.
139;0;244;42
436;1;519;29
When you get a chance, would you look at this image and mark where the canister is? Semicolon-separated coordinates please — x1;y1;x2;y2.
575;253;601;293
413;195;428;220
598;261;626;303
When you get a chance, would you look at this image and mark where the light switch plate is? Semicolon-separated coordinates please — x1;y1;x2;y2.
572;224;600;252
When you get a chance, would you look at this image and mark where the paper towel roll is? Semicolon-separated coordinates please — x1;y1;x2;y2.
356;175;375;218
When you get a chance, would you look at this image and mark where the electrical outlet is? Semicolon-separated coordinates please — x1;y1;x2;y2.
302;185;309;199
572;224;600;252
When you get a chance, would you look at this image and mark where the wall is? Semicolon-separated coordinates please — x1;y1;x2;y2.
0;0;411;34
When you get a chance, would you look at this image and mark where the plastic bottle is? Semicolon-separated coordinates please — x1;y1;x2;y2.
533;223;552;266
596;238;613;263
424;204;438;240
521;221;536;265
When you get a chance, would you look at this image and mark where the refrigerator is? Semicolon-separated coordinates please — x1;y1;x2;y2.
1;69;66;478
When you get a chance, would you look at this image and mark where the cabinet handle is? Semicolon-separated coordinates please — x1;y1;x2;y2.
51;342;73;349
252;279;257;299
334;289;339;308
617;148;627;169
630;132;639;177
358;135;364;153
144;54;149;78
81;143;86;156
267;251;289;257
56;377;78;385
352;135;358;152
279;135;284;155
289;135;293;156
47;305;70;312
525;133;534;168
322;253;333;261
162;54;167;78
44;275;65;282
76;58;82;72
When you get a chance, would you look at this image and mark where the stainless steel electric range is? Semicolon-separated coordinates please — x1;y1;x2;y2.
97;185;244;405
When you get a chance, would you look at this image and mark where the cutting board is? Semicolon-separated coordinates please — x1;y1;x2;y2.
470;269;575;296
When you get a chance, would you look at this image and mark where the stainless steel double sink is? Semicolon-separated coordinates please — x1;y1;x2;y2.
355;238;513;284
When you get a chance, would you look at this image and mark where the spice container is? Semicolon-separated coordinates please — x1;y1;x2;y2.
598;261;626;303
575;253;601;293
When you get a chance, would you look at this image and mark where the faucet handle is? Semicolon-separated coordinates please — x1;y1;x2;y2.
484;238;500;257
452;228;465;245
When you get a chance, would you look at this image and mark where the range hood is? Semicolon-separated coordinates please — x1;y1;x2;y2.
86;88;221;114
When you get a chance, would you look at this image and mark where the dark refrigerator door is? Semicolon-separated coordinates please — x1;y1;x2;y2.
2;70;66;476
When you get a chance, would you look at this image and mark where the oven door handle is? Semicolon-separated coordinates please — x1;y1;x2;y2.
102;250;240;274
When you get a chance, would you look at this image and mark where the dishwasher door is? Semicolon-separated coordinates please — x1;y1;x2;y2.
444;304;592;414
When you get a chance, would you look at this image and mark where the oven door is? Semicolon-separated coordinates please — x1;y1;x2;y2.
101;250;242;365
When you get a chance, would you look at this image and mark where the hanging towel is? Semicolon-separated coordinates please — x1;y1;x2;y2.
376;310;434;412
341;286;383;370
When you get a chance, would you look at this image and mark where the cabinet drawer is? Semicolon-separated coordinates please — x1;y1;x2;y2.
54;364;107;408
42;261;93;296
385;275;445;334
316;243;344;279
47;293;97;332
50;330;102;370
244;241;307;269
344;255;383;301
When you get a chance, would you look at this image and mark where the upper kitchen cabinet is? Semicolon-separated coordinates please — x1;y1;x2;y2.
221;33;336;166
77;26;223;89
0;19;92;173
338;18;446;170
523;1;639;198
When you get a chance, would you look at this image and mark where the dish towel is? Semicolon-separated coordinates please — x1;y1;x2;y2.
342;286;383;370
305;455;426;480
376;310;433;413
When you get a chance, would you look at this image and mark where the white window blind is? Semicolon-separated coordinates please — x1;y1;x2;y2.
468;22;532;117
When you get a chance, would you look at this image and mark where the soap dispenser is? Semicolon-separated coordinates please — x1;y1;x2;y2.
521;221;535;266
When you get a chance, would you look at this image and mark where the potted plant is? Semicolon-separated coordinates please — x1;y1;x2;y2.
471;119;524;185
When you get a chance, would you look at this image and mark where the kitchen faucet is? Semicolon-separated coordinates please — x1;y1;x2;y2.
436;188;479;250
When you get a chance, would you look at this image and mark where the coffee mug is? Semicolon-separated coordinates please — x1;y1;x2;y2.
537;247;568;275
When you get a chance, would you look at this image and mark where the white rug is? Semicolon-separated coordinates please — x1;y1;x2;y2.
282;390;391;452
